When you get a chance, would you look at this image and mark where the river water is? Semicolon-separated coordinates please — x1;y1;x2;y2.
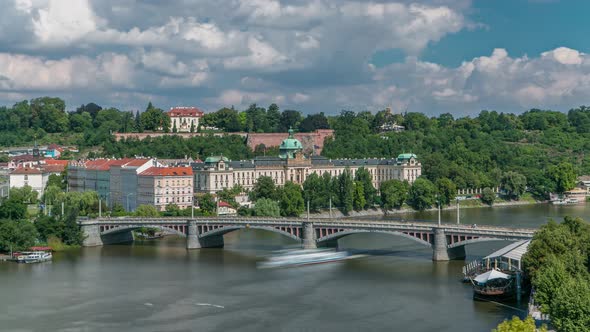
1;204;589;332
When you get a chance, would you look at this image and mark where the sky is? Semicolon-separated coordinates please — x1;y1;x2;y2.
1;0;589;116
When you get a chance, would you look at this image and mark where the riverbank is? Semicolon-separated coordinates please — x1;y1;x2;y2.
305;197;544;219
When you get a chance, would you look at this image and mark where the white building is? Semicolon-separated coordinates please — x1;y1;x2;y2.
167;107;204;132
9;165;64;194
192;129;421;194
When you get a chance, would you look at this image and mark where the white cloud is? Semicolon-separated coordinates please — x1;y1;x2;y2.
542;47;583;65
32;0;102;45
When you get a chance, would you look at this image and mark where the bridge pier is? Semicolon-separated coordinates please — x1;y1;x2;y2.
432;228;466;261
82;224;103;247
186;221;225;249
302;222;317;249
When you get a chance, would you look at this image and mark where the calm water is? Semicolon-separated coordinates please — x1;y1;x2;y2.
1;204;589;332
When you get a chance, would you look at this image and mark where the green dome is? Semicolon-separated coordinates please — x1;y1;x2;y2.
279;128;303;159
397;153;417;160
205;155;229;164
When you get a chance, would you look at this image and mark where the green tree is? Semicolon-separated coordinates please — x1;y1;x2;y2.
0;220;38;251
198;194;216;214
279;110;303;132
480;187;496;206
500;171;527;200
492;316;546;332
407;178;436;211
135;204;160;217
303;173;326;212
550;275;590;332
250;176;276;201
353;181;366;211
435;178;456;206
354;167;376;208
254;198;281;217
380;180;409;211
278;181;304;217
336;170;354;215
548;162;577;194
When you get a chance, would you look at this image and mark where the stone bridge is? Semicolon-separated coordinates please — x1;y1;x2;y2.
79;217;536;261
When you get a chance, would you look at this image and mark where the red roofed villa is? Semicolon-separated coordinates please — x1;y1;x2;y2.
167;107;204;132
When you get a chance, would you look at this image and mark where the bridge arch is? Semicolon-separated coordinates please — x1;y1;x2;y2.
199;225;302;242
316;229;432;247
100;225;187;238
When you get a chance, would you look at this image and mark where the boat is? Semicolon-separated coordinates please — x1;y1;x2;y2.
551;198;579;205
16;251;52;264
258;249;351;269
470;269;514;297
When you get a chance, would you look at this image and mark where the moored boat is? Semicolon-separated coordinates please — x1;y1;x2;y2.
470;269;514;297
16;249;52;264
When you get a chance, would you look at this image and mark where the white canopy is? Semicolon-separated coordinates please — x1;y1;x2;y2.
474;269;510;283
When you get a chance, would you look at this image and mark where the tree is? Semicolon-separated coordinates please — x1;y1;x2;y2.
278;181;304;217
0;220;38;251
548;162;577;194
500;171;527;200
250;176;276;201
407;178;436;211
254;198;281;217
380;180;409;211
299;113;330;132
0;197;27;220
480;187;496;206
279;110;302;132
550;275;590;332
134;110;143;132
336;170;354;214
302;173;326;212
354;167;376;208
198;194;216;214
492;316;546;332
352;181;366;211
435;178;456;206
135;205;160;217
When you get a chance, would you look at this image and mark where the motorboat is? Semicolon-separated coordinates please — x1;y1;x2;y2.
258;249;350;269
16;251;52;264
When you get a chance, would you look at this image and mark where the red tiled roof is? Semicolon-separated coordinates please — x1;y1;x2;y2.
218;201;233;208
124;159;152;167
10;154;38;162
11;167;42;175
44;159;69;166
168;107;204;117
139;167;193;176
42;165;66;173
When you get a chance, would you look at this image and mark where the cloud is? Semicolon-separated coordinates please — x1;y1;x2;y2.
4;0;588;116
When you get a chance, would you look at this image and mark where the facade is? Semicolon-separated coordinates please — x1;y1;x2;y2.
193;129;421;194
137;167;194;211
217;201;237;215
9;165;65;193
168;107;204;132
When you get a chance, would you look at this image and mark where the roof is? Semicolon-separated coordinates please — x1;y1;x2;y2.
139;167;193;176
218;201;233;208
168;107;204;117
397;153;417;160
11;167;42;175
42;165;66;173
280;128;303;150
205;156;230;163
474;269;510;283
484;240;530;262
124;159;153;167
44;159;69;166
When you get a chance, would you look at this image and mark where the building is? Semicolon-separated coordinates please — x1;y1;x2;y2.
137;167;194;211
193;129;421;194
217;201;237;215
168;107;204;132
9;164;65;194
69;158;161;211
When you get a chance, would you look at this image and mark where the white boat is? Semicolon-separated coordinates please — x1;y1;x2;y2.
551;198;579;205
258;249;350;269
16;251;52;263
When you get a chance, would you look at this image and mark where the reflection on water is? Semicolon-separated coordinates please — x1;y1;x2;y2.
2;204;584;332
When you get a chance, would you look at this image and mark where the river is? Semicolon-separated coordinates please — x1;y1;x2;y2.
1;204;589;332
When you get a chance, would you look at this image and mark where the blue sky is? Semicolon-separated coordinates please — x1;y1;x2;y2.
0;0;589;116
